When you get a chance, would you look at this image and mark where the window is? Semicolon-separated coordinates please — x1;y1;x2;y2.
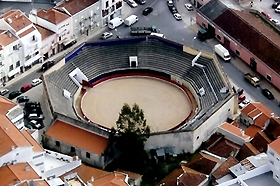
217;35;221;40
86;152;91;158
112;0;115;3
55;141;60;147
276;175;279;179
9;65;13;72
71;146;75;153
236;50;240;56
267;74;271;81
202;23;206;28
33;154;44;159
16;61;20;68
16;153;19;156
13;45;18;50
106;1;109;7
35;162;44;167
32;35;36;41
277;157;279;161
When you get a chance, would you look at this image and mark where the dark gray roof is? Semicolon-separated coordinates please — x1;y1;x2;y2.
199;0;228;21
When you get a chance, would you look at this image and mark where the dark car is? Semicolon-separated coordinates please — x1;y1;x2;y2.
142;7;153;15
28;120;44;130
25;101;41;111
169;6;178;14
8;91;22;100
20;84;32;93
262;88;274;100
17;96;29;103
41;61;55;71
28;113;44;121
272;2;280;8
135;0;146;5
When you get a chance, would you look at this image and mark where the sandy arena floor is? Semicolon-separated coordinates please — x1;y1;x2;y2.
81;76;192;132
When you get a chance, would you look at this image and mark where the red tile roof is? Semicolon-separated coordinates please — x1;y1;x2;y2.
250;131;271;153
268;138;280;155
219;122;250;140
236;143;259;161
35;24;55;40
116;169;142;180
265;117;280;140
212;156;239;180
18;27;35;38
56;0;99;16
245;125;261;138
37;8;70;24
0;31;18;46
214;9;280;74
21;130;44;152
91;172;129;186
158;168;184;185
2;10;32;32
45;120;109;155
208;138;241;158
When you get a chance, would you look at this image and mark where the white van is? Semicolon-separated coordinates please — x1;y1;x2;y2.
108;17;124;29
150;33;165;38
124;15;139;26
214;44;231;61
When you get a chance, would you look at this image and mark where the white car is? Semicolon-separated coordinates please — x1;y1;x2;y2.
173;13;182;20
275;5;280;13
239;99;251;109
127;0;138;8
271;18;280;26
102;32;113;39
184;3;194;11
31;78;42;87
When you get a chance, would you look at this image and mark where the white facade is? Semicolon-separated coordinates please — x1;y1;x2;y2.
0;146;33;167
267;144;280;184
101;0;123;26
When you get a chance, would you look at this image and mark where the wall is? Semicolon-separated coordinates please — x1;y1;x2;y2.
267;146;280;184
217;127;249;146
0;146;33;167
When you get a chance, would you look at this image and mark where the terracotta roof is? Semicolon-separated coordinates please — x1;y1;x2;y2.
212;156;239;180
21;130;44;152
265;117;280;140
116;169;142;180
91;172;129;186
35;24;55;40
245;125;261;138
178;169;208;186
45;120;109;155
0;97;16;112
0;31;18;46
268;137;280;155
18;27;35;38
236;142;259;161
0;114;32;156
242;102;275;128
20;180;49;186
158;168;184;185
250;131;271;153
37;8;70;24
60;164;110;183
219;122;250;140
207;138;240;158
56;0;98;16
0;163;39;185
185;152;220;175
3;10;32;32
214;9;280;74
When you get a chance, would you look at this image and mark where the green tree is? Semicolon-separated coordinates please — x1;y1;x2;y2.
110;103;150;172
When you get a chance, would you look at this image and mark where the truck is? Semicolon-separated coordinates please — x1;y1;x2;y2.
108;17;124;29
197;29;209;41
214;44;231;62
244;73;260;87
124;15;139;26
130;26;157;35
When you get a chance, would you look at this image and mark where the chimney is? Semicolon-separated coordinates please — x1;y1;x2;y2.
241;130;245;136
8;33;12;38
11;146;15;150
25;165;30;171
271;113;275;118
91;176;94;182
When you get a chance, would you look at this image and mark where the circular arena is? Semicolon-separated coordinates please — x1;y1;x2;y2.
81;75;193;132
44;36;233;154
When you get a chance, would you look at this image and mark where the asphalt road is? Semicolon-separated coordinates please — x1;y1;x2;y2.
2;0;280;132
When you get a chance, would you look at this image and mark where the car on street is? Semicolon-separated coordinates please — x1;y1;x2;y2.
20;84;32;93
272;1;280;8
135;0;146;5
102;32;113;39
261;11;271;19
0;88;9;96
41;61;55;71
167;0;174;7
184;3;194;11
169;6;178;14
173;13;182;20
31;78;42;87
28;113;45;121
275;5;280;13
238;95;246;104
271;18;280;25
262;88;274;100
8;91;22;100
17;96;29;103
142;7;153;15
239;99;251;109
127;0;138;7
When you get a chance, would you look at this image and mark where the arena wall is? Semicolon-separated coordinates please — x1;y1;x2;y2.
144;95;235;154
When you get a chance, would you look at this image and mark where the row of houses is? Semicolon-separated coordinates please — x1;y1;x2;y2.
0;0;123;85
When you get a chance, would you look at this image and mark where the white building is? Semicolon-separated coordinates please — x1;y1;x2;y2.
0;10;42;82
55;0;102;39
267;138;280;184
100;0;123;26
29;8;72;56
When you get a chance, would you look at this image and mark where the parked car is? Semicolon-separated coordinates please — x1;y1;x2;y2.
29;120;44;130
17;96;29;103
135;0;146;5
167;0;174;7
275;5;280;13
8;91;22;100
262;88;274;100
25;101;41;110
169;6;178;14
41;61;55;71
261;11;271;19
127;0;138;7
31;78;42;87
184;3;194;11
28;113;44;121
237;88;244;96
142;7;153;15
238;95;246;104
173;13;182;20
102;32;113;39
272;1;280;8
0;88;9;96
271;18;280;25
239;99;251;109
20;84;32;93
